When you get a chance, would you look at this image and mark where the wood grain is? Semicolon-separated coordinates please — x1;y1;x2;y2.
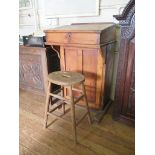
19;46;48;96
113;0;135;126
20;89;135;155
45;23;116;110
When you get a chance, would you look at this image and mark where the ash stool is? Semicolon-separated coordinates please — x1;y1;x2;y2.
44;71;92;144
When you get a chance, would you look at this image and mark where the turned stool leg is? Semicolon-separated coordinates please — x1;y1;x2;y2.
44;81;51;128
61;86;65;114
69;86;77;144
81;83;92;124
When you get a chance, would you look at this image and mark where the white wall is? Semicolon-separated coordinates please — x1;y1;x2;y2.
19;0;130;36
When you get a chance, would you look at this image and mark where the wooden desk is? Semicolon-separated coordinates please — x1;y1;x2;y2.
45;23;117;109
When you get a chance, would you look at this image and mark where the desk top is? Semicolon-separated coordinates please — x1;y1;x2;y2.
44;23;115;33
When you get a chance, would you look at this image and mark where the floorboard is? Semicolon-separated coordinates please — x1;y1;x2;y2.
19;89;135;155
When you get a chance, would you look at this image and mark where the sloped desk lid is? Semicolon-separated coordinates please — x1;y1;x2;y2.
44;23;115;33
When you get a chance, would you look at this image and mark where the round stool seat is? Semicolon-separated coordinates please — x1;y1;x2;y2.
48;71;85;86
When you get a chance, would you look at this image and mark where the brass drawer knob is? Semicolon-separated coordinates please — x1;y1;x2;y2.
65;32;72;42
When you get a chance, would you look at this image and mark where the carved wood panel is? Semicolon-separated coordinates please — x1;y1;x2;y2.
19;54;44;90
19;46;48;95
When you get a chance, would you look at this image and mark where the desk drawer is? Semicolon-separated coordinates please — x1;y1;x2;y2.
46;32;99;45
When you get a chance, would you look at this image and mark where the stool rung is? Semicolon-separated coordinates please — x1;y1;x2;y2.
49;93;70;104
47;112;71;124
72;88;83;93
76;112;88;126
49;101;64;113
49;93;84;105
52;88;63;94
74;94;84;104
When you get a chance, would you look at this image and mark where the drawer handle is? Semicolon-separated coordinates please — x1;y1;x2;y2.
66;32;72;39
65;32;72;42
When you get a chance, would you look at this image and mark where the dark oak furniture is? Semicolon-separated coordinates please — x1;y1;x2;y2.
44;71;91;144
44;23;117;109
19;46;60;95
19;46;48;95
112;0;135;126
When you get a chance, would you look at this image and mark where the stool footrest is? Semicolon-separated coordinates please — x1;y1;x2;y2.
49;93;70;104
49;93;84;105
52;88;63;94
74;94;84;104
72;87;83;93
47;110;71;124
76;112;88;126
49;101;64;113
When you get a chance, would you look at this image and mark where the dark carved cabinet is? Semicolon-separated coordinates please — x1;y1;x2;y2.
19;46;48;95
113;0;135;126
19;46;60;95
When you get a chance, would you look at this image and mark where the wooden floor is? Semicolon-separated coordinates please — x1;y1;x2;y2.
19;89;135;155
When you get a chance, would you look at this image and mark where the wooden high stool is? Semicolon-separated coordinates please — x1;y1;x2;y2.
44;71;92;144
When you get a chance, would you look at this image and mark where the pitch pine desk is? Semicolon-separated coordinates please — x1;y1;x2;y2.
44;23;117;110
